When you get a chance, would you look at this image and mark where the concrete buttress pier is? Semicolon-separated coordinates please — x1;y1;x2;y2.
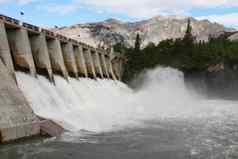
105;55;117;80
109;60;117;80
6;28;36;76
29;33;53;81
98;53;106;78
112;58;122;80
0;21;15;76
61;42;78;78
84;48;96;78
92;50;103;78
0;14;123;82
101;54;110;78
0;59;39;143
47;38;68;79
74;45;88;77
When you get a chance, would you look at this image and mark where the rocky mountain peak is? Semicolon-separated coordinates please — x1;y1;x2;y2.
151;15;188;21
54;15;235;48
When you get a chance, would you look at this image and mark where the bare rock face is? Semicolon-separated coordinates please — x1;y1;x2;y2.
207;63;225;73
229;33;238;41
55;15;233;47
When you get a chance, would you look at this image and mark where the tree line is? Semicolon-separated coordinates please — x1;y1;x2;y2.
113;19;238;83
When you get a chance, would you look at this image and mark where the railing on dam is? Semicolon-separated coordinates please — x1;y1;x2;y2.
0;14;125;81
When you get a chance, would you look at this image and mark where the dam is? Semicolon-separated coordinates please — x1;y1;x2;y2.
0;14;124;143
2;16;238;159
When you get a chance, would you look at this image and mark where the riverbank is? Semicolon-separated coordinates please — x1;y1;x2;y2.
185;63;238;100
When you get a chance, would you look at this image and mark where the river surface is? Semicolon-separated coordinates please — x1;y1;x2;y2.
1;67;238;159
1;116;238;159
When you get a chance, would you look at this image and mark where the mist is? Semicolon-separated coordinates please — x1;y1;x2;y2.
15;67;238;133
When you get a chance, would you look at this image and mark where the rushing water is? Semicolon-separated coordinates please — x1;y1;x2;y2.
1;67;238;159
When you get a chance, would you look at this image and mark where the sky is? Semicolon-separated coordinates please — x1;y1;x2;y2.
0;0;238;28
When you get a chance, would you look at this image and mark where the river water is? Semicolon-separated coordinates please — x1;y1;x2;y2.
1;67;238;159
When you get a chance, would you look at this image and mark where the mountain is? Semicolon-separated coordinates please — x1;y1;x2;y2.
229;32;238;41
54;15;235;48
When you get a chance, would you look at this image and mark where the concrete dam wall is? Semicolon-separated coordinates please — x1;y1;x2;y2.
0;14;124;143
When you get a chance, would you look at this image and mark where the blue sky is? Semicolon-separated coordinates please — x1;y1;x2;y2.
0;0;238;28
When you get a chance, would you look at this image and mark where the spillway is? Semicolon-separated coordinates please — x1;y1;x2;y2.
15;67;238;133
16;72;134;132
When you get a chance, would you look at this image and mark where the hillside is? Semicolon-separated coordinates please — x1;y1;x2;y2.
54;15;235;48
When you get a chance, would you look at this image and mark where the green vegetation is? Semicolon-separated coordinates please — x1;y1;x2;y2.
114;19;238;83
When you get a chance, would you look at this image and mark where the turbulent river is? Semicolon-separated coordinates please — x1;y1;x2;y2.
1;67;238;159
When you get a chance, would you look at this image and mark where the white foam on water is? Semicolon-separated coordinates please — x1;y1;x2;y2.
15;67;238;133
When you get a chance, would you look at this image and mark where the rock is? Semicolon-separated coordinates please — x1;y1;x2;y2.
229;33;238;41
207;63;225;73
54;15;234;48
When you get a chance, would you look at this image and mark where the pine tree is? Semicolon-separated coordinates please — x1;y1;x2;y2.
134;33;141;52
183;18;195;45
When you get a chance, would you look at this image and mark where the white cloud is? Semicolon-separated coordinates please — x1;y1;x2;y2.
2;0;238;28
197;13;238;28
34;0;238;28
33;0;238;18
2;0;238;19
74;0;238;18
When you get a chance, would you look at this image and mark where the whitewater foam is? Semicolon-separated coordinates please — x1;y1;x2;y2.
15;67;238;133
